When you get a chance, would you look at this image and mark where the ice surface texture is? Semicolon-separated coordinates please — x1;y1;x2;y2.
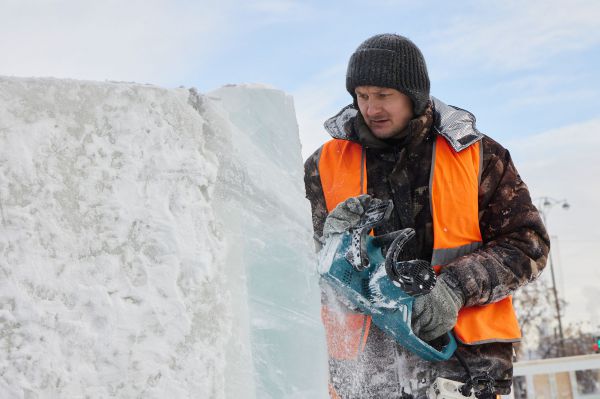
0;77;327;398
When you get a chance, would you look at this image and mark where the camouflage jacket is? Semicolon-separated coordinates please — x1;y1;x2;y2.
304;98;550;398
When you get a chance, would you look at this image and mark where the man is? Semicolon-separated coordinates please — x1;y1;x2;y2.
304;34;549;398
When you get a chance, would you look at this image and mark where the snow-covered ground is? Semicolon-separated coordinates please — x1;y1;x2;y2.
0;77;328;398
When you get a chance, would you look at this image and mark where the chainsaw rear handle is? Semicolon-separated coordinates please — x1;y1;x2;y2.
398;312;458;361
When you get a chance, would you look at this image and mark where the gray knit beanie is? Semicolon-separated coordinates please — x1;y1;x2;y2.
346;34;430;116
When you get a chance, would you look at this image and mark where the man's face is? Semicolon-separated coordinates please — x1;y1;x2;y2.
355;86;414;140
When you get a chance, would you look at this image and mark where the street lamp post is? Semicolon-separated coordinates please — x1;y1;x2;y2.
536;196;570;357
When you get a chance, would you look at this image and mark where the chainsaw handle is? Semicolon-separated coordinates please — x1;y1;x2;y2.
410;328;458;361
371;230;410;248
400;294;457;361
368;295;457;361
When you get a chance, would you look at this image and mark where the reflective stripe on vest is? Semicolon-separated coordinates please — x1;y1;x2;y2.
430;136;520;345
318;136;521;349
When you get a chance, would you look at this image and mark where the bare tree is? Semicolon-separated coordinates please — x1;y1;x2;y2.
513;278;557;359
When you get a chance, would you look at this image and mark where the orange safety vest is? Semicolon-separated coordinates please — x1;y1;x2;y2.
318;136;521;358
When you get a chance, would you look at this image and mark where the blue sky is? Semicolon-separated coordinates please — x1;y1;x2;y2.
2;0;599;326
2;0;598;153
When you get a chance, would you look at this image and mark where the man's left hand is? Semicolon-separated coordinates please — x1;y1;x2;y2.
411;274;464;342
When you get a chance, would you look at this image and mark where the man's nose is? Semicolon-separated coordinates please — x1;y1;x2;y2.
365;100;382;117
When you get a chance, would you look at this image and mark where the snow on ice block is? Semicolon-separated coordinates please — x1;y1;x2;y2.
0;77;327;398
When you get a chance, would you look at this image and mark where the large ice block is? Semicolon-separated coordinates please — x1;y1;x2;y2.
0;77;327;398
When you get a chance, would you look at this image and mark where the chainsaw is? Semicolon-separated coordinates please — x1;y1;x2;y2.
318;199;457;361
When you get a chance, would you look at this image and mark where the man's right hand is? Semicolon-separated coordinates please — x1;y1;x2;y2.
322;194;382;238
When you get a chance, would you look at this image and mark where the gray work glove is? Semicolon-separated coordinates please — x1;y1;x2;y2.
322;194;382;238
411;274;465;342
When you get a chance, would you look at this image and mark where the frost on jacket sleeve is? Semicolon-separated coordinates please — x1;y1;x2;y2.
442;136;551;307
303;146;328;251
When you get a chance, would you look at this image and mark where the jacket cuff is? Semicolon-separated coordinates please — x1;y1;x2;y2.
438;270;466;307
